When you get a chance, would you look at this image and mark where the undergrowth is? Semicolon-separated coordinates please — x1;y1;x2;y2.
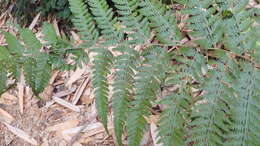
1;0;260;145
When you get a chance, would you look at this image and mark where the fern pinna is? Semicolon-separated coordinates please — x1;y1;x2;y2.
1;0;259;145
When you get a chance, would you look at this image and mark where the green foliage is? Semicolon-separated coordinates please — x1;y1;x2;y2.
67;0;260;145
0;23;87;96
140;0;181;45
1;0;259;146
127;46;171;146
10;0;71;25
112;45;139;146
228;62;260;146
91;48;113;133
68;0;98;47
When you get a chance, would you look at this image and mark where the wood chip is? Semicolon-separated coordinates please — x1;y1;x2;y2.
3;122;38;145
70;31;82;45
49;70;59;85
46;119;79;132
63;122;103;135
65;66;87;87
72;77;90;105
53;96;81;112
53;18;61;37
0;108;15;123
18;72;25;114
150;122;162;146
0;92;17;101
29;12;41;30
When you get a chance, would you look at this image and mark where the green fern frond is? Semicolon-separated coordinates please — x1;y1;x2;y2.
227;62;260;146
87;0;122;45
23;54;52;95
0;46;11;61
3;32;23;56
68;0;98;47
157;92;189;146
140;0;181;45
0;64;8;95
112;45;139;146
187;63;232;146
112;0;150;45
127;46;170;146
91;48;113;132
42;22;59;46
20;28;41;55
183;0;223;48
156;61;192;146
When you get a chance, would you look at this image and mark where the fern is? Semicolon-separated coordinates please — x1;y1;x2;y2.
2;0;259;146
227;63;260;146
112;0;150;45
157;73;190;146
111;45;139;146
0;22;85;96
188;64;232;146
127;46;170;146
3;31;23;57
23;54;52;95
183;0;223;48
20;28;42;55
87;0;122;45
91;48;113;132
0;63;8;95
140;0;181;45
68;0;98;47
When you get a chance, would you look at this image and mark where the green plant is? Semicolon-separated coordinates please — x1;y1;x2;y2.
1;0;260;146
0;23;87;95
66;0;260;146
67;0;260;146
10;0;71;25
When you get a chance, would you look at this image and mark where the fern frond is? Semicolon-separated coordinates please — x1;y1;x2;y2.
0;64;8;95
42;22;59;46
23;54;52;95
3;31;23;56
157;92;189;146
127;46;170;146
112;0;150;45
87;0;122;45
223;0;254;55
20;28;41;55
227;62;260;146
0;46;11;61
156;62;192;146
140;0;181;45
68;0;98;47
91;48;113;132
112;45;139;146
183;0;223;48
187;63;232;146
